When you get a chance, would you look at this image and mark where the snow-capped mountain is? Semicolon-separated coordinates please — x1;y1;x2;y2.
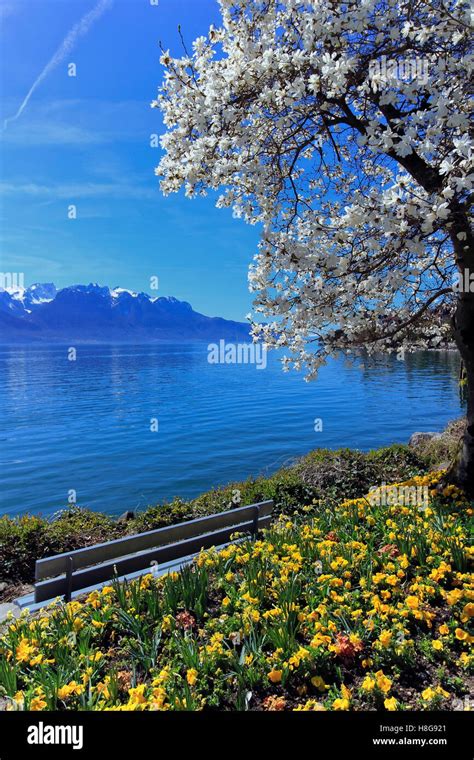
0;283;250;342
0;282;58;314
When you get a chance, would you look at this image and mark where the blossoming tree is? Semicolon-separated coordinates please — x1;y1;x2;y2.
154;0;473;492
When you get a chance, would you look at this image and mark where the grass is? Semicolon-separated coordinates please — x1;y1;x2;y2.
0;471;472;712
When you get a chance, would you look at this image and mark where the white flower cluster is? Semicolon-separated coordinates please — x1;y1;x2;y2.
155;0;473;378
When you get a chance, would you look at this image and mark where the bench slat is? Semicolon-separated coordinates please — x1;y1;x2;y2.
36;500;273;581
34;514;272;603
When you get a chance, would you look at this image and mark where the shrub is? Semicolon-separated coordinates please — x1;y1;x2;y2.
293;444;425;503
0;508;121;584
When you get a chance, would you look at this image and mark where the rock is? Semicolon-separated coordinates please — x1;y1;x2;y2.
0;603;21;623
117;510;135;523
430;461;451;473
0;582;34;604
408;432;441;448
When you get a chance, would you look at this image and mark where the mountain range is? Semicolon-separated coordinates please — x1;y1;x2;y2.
0;283;250;342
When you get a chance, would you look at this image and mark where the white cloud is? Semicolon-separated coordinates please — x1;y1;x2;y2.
1;98;153;146
1;121;108;146
0;180;156;200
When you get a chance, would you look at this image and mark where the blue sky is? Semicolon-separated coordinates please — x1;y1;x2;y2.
0;0;260;321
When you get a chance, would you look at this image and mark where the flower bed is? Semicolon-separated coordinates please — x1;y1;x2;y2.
0;472;472;711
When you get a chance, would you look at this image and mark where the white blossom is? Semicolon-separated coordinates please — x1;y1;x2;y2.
155;0;473;378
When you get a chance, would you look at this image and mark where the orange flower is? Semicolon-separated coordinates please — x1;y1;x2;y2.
263;695;286;711
268;669;283;684
332;633;363;660
455;628;473;643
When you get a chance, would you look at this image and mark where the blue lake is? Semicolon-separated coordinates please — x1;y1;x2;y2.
0;344;462;518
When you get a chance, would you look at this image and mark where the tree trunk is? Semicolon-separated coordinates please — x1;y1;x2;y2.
452;291;474;497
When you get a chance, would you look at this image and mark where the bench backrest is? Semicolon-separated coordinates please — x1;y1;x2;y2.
34;500;274;603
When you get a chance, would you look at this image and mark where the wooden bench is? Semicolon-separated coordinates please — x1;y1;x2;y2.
15;500;274;611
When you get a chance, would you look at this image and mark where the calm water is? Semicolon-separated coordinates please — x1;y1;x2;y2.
0;345;462;518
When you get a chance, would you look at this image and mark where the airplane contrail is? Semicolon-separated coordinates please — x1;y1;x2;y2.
3;0;113;131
